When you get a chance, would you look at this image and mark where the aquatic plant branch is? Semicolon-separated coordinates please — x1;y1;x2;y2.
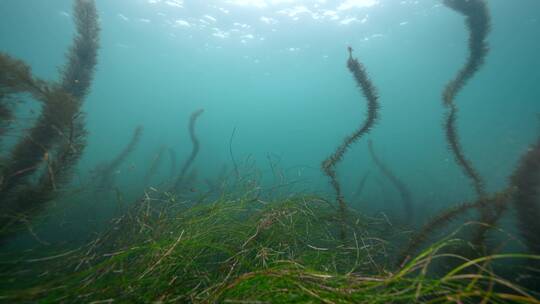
445;105;485;198
510;137;540;254
368;140;413;221
0;54;44;142
322;47;379;239
94;125;143;191
397;189;512;267
229;125;239;180
353;171;370;201
0;0;99;243
0;55;57;197
442;0;490;198
61;0;100;100
0;86;79;200
443;0;490;107
1;118;87;236
109;126;144;174
167;147;177;181
175;109;204;189
0;53;47;100
144;145;167;186
0;0;98;196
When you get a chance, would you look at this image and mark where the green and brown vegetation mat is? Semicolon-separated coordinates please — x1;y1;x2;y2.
0;190;538;303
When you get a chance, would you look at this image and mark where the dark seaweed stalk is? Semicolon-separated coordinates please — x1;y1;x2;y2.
0;101;10;140
108;126;143;175
229;126;239;180
33;0;99;192
442;0;494;251
0;54;45;145
1;114;88;237
322;47;379;239
61;0;100;100
0;56;56;198
0;0;99;201
511;138;540;254
396;190;512;267
168;148;177;181
368;140;413;221
0;0;99;242
0;88;76;198
445;106;485;197
175;109;204;190
144;146;167;186
353;172;370;201
397;201;479;267
0;53;47;100
94;126;143;191
442;0;490;198
0;53;45;139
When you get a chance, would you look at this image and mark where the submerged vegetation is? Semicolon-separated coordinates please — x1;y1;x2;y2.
175;109;205;191
368;140;413;222
0;0;99;244
90;125;144;193
0;0;539;303
322;46;380;240
1;191;539;303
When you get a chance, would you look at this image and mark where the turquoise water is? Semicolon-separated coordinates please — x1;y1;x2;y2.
1;0;540;262
2;0;540;301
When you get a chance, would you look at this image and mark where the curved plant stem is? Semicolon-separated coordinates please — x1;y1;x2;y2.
368;140;413;222
442;0;490;198
175;109;204;190
322;47;379;239
511;138;540;254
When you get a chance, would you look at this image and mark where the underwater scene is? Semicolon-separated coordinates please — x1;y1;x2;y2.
1;0;540;302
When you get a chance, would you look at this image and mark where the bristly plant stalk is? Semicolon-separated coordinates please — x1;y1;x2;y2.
442;0;496;248
175;109;204;190
368;140;413;222
511;138;540;254
322;47;380;239
0;0;100;243
93;125;144;192
442;0;490;198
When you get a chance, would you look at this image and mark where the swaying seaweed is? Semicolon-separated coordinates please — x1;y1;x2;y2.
92;125;143;191
322;47;379;238
368;140;413;221
1;0;540;302
352;171;370;202
175;109;204;190
167;147;177;180
511;138;540;254
0;0;99;243
61;0;100;100
0;55;42;143
442;0;490;198
144;145;167;187
397;190;512;266
0;57;59;198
